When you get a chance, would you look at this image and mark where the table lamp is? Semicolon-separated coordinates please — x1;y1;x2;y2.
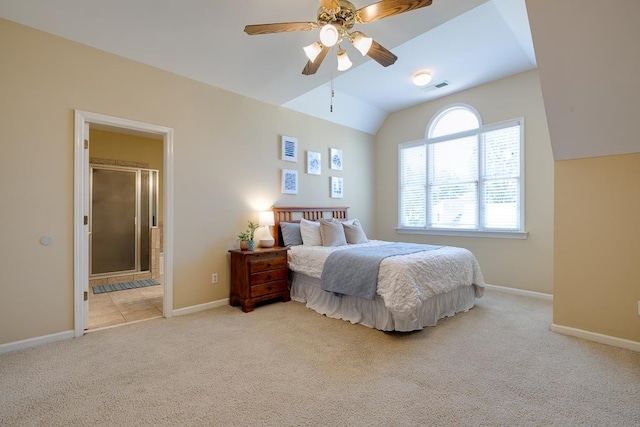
257;211;275;248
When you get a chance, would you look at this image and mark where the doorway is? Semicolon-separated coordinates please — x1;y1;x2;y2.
88;162;162;329
74;110;174;337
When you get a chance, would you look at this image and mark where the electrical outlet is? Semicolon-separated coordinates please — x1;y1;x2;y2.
212;273;218;284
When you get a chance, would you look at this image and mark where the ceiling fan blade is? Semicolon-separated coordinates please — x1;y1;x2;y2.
319;0;340;12
302;45;331;75
367;40;398;67
244;22;317;35
356;0;433;24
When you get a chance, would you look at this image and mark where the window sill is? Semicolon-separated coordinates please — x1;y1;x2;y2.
396;228;528;239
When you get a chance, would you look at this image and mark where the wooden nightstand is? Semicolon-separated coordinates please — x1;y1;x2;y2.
228;247;290;312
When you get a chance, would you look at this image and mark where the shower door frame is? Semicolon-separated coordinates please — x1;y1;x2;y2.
89;165;159;278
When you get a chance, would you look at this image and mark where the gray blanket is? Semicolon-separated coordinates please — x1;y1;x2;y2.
320;243;442;300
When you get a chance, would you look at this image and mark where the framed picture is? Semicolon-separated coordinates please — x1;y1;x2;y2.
330;148;343;170
281;135;298;162
281;169;298;194
306;151;321;175
330;176;343;198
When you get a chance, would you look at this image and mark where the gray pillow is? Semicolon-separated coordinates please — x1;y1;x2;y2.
280;222;303;247
320;219;347;247
343;219;369;244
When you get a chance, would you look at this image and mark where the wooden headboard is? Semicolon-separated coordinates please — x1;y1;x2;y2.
272;206;349;247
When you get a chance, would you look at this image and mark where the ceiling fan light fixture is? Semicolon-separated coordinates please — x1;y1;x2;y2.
246;0;436;76
337;47;352;71
412;70;432;86
303;41;323;62
319;24;340;47
350;31;373;56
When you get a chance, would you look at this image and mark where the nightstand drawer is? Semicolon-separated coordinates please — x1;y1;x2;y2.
249;256;288;273
251;280;288;298
249;268;288;285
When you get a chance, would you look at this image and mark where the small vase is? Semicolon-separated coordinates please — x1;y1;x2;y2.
240;240;249;250
247;239;256;251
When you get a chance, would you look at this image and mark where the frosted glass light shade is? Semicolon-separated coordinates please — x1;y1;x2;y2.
351;31;372;56
337;48;352;71
319;24;339;47
412;70;432;86
303;41;323;62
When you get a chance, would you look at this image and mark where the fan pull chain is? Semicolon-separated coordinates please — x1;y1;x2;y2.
330;89;334;112
330;69;335;112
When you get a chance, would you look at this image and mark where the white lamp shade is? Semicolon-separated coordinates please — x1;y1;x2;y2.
257;211;275;247
337;48;352;71
303;41;323;62
258;211;275;227
319;24;339;47
351;32;372;56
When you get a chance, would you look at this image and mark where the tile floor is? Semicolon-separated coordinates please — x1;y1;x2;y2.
88;282;163;330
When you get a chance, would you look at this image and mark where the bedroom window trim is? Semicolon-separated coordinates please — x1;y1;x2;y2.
395;227;528;239
398;106;526;239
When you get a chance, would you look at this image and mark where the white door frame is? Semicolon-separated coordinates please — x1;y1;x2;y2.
73;110;174;337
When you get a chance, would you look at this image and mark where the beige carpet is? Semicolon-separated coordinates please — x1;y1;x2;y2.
1;288;638;426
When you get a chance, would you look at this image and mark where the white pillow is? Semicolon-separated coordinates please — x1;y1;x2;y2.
343;219;369;244
300;218;322;246
320;219;347;247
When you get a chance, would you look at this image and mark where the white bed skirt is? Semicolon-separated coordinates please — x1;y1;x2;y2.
290;272;479;332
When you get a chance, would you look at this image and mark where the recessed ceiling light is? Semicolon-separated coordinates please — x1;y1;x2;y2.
412;70;432;87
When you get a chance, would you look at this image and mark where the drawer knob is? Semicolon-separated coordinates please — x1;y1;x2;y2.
266;275;272;280
267;286;272;291
266;263;272;267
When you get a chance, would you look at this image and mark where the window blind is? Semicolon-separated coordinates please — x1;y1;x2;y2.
399;115;523;232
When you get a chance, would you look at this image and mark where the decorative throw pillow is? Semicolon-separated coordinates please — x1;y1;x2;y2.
300;218;322;246
343;219;369;244
320;219;347;247
280;222;303;247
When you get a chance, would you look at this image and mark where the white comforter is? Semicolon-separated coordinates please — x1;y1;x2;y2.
288;240;485;317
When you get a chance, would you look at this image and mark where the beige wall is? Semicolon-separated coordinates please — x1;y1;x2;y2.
526;1;640;343
374;70;554;294
554;154;640;342
4;1;637;348
0;18;374;345
90;129;164;224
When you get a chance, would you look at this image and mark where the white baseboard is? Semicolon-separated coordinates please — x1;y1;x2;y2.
551;323;640;352
0;330;74;355
483;283;553;300
484;286;637;352
1;299;230;354
172;298;230;317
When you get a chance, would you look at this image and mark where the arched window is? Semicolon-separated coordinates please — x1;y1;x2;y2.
428;105;480;138
399;104;525;235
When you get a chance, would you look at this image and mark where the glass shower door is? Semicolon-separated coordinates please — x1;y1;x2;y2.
90;167;137;275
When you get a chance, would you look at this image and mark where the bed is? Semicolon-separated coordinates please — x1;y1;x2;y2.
273;206;485;332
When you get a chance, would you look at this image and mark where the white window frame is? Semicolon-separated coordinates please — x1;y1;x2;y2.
397;106;528;239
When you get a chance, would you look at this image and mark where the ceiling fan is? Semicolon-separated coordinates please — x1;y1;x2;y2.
244;0;433;75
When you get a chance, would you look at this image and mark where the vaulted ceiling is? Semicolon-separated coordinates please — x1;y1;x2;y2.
0;0;536;134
